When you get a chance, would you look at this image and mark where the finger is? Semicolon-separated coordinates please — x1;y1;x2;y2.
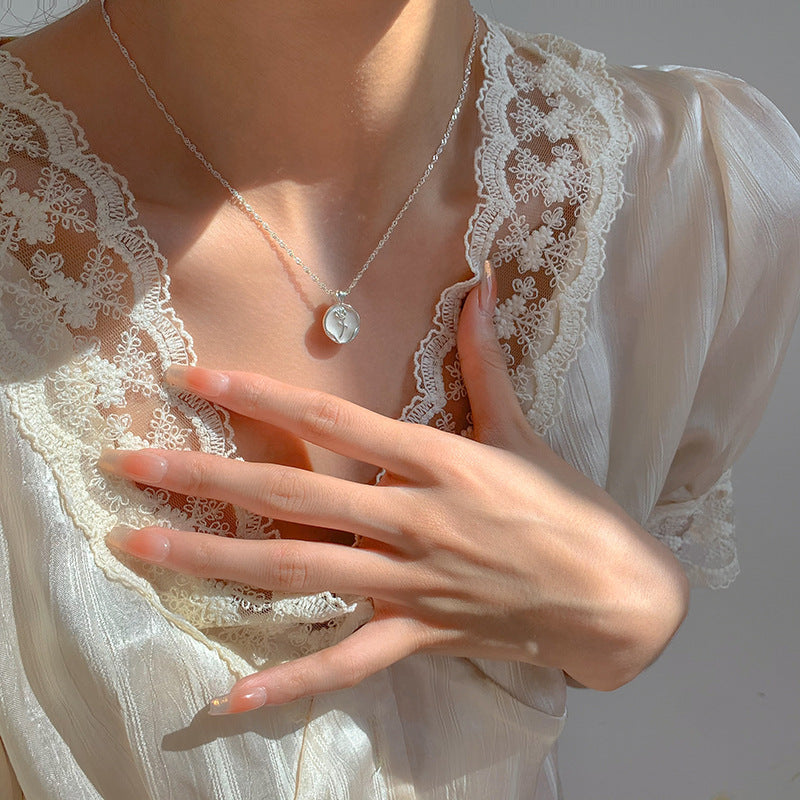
162;365;439;481
98;448;405;542
456;260;533;449
105;526;405;597
208;616;422;713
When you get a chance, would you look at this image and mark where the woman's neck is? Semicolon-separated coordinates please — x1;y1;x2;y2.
105;0;480;222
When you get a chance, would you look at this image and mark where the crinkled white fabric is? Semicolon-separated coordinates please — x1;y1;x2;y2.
599;62;800;588
1;11;800;800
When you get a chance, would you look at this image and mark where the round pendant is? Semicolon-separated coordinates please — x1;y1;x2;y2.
322;300;361;344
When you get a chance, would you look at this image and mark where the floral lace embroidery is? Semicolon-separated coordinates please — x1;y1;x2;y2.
0;16;633;676
0;47;370;675
402;25;633;444
645;468;739;589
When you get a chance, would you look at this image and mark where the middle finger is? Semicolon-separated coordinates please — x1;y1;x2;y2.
98;448;407;543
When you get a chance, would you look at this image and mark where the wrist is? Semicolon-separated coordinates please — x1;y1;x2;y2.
560;523;690;692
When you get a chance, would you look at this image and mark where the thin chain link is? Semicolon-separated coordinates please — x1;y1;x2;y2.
99;0;480;300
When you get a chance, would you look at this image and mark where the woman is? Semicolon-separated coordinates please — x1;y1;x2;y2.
0;0;798;797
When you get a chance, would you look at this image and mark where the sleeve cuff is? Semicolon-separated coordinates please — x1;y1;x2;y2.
644;468;739;589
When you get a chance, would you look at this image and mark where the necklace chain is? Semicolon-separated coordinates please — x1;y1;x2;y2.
99;0;480;307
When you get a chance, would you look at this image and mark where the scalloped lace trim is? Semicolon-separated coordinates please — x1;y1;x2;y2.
645;468;739;589
399;22;633;439
0;48;371;676
0;16;633;674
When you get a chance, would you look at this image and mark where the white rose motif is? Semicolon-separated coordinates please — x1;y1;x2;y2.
0;186;55;244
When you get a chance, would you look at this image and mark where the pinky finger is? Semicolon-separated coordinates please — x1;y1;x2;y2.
208;616;422;715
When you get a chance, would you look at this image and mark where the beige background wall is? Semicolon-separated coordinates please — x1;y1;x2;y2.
3;2;798;798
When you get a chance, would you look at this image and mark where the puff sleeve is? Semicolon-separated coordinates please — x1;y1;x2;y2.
639;67;800;588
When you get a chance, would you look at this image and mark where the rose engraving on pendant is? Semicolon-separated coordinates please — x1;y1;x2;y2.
322;302;361;344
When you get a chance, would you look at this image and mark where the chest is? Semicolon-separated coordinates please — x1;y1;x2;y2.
133;193;479;486
1;26;582;550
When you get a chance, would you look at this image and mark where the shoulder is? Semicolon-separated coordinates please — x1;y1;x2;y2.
487;20;631;111
489;18;800;270
606;64;800;322
597;56;800;255
492;16;800;190
495;22;800;331
608;63;800;198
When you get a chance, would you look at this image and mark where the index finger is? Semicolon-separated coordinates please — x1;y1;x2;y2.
164;365;439;479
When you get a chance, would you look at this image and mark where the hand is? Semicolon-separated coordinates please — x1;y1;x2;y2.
100;263;689;715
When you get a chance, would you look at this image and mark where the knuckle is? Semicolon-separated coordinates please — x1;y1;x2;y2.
321;648;367;690
301;391;344;438
190;536;216;575
183;456;213;496
481;344;510;374
441;441;480;484
404;424;450;477
394;491;438;547
281;664;313;701
257;467;307;516
269;543;310;593
236;376;266;416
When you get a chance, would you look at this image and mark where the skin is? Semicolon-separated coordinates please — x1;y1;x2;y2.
127;0;480;245
101;265;690;713
5;1;690;712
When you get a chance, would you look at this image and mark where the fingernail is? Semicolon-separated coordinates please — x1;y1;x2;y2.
207;694;231;715
478;259;496;313
164;365;229;399
105;525;134;549
208;686;267;716
98;450;168;483
105;526;170;563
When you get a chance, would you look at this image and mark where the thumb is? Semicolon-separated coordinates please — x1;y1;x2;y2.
456;260;528;448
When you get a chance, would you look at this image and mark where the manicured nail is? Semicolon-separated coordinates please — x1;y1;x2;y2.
207;694;231;716
208;686;267;716
98;449;168;483
478;258;496;313
105;526;170;563
164;365;229;399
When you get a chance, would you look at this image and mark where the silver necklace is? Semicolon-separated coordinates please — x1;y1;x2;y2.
99;0;480;344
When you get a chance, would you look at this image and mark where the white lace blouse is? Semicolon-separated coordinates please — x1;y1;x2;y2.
1;12;799;800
